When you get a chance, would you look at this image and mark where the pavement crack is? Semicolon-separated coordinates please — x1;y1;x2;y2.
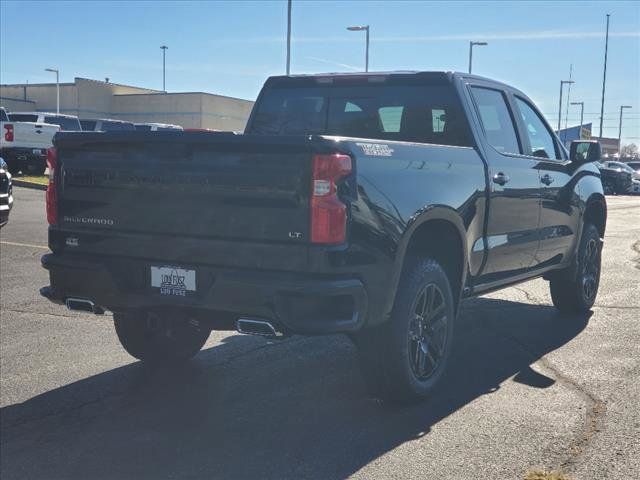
512;286;545;305
632;240;640;270
483;319;606;475
0;308;109;319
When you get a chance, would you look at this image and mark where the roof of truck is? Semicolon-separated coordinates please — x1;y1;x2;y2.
10;111;80;119
265;70;520;96
271;70;506;82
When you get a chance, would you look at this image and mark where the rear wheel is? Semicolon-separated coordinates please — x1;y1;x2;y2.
27;162;46;176
549;223;602;313
114;310;210;363
355;258;456;403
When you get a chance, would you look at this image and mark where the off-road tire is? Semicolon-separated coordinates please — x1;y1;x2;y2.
355;257;456;403
549;223;602;313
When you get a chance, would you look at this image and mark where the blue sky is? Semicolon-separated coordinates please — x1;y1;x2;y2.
1;0;639;143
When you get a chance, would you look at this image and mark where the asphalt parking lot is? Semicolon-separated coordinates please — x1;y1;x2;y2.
1;186;638;480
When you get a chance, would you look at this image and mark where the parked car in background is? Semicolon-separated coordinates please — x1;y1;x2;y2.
626;161;640;174
81;119;136;131
0;157;14;227
9;112;82;132
1;107;60;175
603;161;640;179
134;122;183;131
595;161;633;195
41;71;607;402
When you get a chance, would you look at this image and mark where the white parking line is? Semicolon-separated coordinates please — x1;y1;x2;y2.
0;241;49;250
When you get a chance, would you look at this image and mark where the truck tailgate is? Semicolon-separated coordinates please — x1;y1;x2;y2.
55;133;316;262
12;122;59;149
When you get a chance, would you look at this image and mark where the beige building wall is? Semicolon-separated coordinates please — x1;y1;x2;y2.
0;83;78;114
0;78;253;130
112;92;254;131
200;93;254;131
111;92;205;128
0;97;36;112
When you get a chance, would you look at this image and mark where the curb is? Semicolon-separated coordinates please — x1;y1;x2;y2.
13;180;47;191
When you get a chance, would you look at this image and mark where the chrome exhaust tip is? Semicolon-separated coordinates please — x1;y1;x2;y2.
65;297;104;315
236;318;283;338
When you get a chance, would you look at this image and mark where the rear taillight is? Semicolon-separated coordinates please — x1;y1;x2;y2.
46;147;58;225
310;153;352;244
3;124;14;142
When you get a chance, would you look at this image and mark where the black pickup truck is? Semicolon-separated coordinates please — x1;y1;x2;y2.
41;71;606;402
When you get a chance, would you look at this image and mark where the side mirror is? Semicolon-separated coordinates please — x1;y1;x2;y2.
570;140;601;164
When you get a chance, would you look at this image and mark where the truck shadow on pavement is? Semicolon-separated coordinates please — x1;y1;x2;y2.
0;297;591;480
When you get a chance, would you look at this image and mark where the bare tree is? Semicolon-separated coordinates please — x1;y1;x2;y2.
620;143;638;158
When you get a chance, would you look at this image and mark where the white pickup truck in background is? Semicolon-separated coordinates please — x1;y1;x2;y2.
0;107;60;175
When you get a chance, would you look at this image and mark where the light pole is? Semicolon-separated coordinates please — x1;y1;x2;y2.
45;68;59;114
160;45;168;92
347;25;369;72
468;41;487;74
286;0;292;75
558;80;575;133
618;105;632;155
570;101;585;139
599;13;611;138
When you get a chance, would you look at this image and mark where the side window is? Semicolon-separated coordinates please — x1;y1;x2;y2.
515;97;560;159
432;109;446;133
470;87;521;155
378;106;403;132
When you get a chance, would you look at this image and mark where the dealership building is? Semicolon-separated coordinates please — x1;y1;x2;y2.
557;122;620;157
0;77;254;131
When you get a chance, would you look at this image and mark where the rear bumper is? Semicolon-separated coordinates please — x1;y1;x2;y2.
41;253;368;335
0;147;46;168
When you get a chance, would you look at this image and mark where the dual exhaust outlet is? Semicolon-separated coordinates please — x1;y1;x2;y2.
65;297;104;315
236;318;284;338
65;298;281;338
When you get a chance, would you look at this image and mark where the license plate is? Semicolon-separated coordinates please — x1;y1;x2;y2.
32;148;43;155
150;266;196;296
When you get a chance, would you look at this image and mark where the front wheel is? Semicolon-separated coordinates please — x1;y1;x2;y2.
114;310;210;363
549;223;602;313
355;258;456;403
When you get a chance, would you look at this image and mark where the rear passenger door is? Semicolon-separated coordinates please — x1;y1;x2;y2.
468;85;541;285
512;96;580;270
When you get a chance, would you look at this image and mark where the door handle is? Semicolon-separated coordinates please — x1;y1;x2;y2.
541;174;554;186
492;172;510;186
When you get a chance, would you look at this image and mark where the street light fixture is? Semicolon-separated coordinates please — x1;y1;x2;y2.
160;45;168;92
618;105;632;155
558;80;575;133
45;68;59;114
346;25;370;72
570;101;585;139
468;41;487;74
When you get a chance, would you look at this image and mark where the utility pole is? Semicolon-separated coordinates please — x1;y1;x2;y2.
571;101;585;139
599;14;610;138
160;45;168;92
286;0;292;75
558;80;574;134
468;41;488;74
618;105;632;155
563;63;573;142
